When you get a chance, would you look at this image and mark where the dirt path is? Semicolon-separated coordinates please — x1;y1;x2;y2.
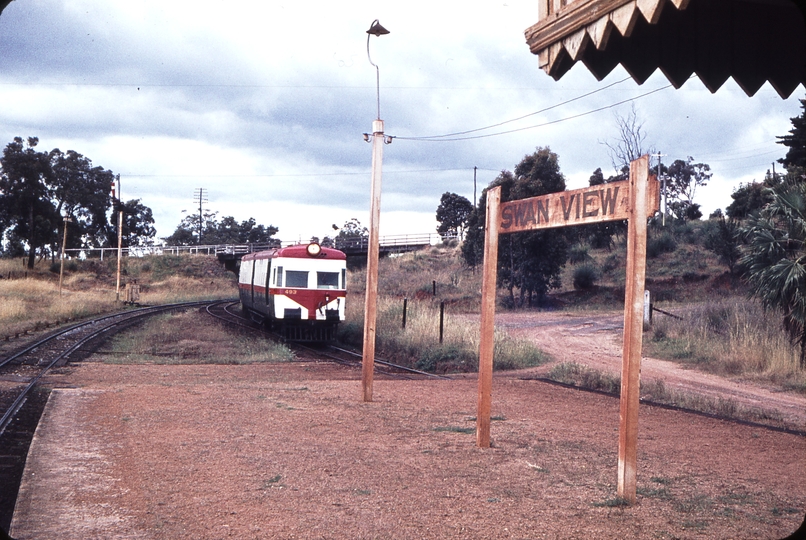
488;310;806;430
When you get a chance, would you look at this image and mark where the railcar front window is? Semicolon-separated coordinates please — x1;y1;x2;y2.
285;270;309;288
317;272;340;289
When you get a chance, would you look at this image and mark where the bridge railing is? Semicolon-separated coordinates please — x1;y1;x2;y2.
62;234;458;260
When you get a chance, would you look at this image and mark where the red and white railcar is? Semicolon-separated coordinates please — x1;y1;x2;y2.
238;243;347;341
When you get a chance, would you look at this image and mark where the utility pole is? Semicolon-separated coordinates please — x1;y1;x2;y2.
652;153;667;226
361;19;390;403
473;166;477;207
194;188;208;245
115;177;123;301
59;216;72;297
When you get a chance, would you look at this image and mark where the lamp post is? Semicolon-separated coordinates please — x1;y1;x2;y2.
361;19;391;402
59;216;72;297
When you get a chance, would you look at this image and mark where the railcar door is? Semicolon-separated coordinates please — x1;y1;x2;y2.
250;257;257;304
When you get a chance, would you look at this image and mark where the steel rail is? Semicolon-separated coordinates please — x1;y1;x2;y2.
327;345;452;380
291;341;417;380
203;301;451;380
0;300;221;369
0;300;222;435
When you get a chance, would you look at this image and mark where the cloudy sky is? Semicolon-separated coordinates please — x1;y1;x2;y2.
0;0;802;243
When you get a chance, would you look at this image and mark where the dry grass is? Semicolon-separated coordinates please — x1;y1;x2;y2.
647;299;806;391
547;362;790;428
339;245;546;374
340;293;548;373
100;310;293;364
0;254;237;338
0;276;119;337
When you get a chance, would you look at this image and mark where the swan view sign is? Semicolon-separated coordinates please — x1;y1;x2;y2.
498;177;659;233
476;155;660;505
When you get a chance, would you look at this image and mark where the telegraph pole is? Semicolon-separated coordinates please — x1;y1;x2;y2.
194;188;208;244
59;216;72;297
652;153;666;226
115;177;123;301
473;166;477;207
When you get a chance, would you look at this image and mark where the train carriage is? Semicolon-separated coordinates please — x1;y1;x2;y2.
239;243;347;341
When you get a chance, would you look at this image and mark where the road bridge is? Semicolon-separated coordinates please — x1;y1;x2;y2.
61;234;454;273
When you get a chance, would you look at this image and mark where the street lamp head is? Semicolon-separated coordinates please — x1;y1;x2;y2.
363;133;371;142
366;20;390;120
366;20;389;36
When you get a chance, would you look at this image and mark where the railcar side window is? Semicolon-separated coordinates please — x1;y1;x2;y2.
276;267;283;287
285;270;309;288
317;272;339;289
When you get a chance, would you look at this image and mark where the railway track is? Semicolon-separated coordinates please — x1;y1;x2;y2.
205;301;450;381
0;300;221;533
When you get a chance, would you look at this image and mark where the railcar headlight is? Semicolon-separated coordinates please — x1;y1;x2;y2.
307;242;322;257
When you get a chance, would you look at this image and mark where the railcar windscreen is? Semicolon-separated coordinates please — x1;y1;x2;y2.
285;270;309;288
317;272;340;289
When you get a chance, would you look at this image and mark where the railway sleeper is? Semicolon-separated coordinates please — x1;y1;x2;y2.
281;322;338;342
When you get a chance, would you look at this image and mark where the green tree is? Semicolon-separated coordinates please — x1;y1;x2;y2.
666;157;712;221
704;216;742;274
50;149;116;249
777;97;806;169
463;147;568;307
163;212;277;246
435;192;473;240
726;172;781;219
0;137;58;268
335;218;368;240
120;199;156;247
740;179;806;367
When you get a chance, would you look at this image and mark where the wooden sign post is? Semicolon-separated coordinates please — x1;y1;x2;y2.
476;155;658;504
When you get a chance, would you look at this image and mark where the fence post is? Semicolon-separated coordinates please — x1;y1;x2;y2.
402;298;408;329
439;301;445;344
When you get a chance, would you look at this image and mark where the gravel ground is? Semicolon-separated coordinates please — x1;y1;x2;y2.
10;360;806;539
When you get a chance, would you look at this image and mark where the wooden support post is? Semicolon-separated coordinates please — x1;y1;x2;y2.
617;155;650;504
476;186;501;448
362;119;384;403
115;210;123;301
439;301;445;344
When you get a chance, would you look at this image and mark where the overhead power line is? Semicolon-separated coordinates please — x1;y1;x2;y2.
401;76;632;140
395;82;677;142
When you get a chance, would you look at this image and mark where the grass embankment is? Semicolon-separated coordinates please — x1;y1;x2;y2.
554;220;806;393
547;362;790;428
0;254;236;338
339;245;549;373
646;299;805;392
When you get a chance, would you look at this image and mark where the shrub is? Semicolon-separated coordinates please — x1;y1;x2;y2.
416;344;471;372
568;244;591;265
647;233;677;258
601;253;621;274
572;265;598;290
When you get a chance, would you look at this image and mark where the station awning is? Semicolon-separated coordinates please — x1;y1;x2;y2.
525;0;806;98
